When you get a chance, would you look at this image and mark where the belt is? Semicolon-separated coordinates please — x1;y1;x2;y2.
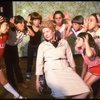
44;58;67;62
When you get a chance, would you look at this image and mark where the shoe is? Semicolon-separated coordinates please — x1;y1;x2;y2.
14;95;27;99
26;73;31;81
18;82;28;89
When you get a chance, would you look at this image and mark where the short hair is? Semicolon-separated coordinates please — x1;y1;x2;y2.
53;10;65;19
30;12;42;23
0;15;9;26
72;15;84;24
40;20;56;33
14;15;25;24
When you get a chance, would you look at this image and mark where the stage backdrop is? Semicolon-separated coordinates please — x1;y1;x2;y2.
12;1;100;57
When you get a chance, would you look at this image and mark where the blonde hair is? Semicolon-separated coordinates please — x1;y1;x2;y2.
40;20;56;33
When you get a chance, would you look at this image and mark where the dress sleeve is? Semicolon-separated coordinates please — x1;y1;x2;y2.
35;43;44;75
65;40;76;68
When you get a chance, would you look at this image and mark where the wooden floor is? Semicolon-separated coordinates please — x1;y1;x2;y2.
0;55;100;99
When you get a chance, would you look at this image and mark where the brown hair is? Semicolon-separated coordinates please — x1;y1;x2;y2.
30;12;42;24
72;15;84;24
0;16;9;27
53;10;65;19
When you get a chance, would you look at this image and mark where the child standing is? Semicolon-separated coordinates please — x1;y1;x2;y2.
49;10;71;39
25;12;42;81
0;15;25;99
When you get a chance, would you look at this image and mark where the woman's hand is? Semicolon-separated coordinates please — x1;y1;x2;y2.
36;75;43;95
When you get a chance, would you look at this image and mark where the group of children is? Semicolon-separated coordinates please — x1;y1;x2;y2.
0;10;100;99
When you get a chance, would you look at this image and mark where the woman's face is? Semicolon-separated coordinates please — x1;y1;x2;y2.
54;13;63;25
75;37;84;48
42;28;55;41
0;22;9;34
88;15;98;30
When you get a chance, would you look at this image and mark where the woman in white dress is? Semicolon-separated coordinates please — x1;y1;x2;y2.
35;20;90;99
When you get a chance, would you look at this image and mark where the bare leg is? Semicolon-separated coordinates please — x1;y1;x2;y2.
84;72;92;83
84;72;100;99
0;69;8;85
86;74;100;86
0;69;23;98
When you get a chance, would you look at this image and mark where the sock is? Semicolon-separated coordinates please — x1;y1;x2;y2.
3;83;20;98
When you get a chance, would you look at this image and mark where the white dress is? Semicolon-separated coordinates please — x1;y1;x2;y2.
36;39;90;98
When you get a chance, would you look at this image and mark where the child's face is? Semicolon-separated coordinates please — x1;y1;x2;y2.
14;21;25;32
72;23;81;32
42;27;55;41
75;37;84;48
0;22;9;34
54;14;63;25
88;15;98;30
32;19;40;27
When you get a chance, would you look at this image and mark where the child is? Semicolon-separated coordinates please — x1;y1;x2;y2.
48;10;71;39
0;15;25;99
25;12;42;81
65;15;86;54
75;32;100;98
4;15;29;90
88;13;100;50
35;20;90;99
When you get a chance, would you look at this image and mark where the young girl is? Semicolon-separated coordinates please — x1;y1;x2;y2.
26;12;42;81
0;16;25;99
35;20;90;99
48;10;71;39
75;32;100;98
88;13;100;50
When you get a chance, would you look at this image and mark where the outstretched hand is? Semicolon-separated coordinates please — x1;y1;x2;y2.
64;11;71;20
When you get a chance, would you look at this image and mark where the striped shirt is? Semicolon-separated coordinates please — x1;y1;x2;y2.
6;29;27;46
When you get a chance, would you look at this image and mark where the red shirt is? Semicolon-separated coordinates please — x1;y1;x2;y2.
0;34;8;59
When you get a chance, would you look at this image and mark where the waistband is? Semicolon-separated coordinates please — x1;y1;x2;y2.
44;58;67;62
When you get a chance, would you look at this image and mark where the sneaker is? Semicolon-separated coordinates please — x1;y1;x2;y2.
14;95;27;99
26;73;31;81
